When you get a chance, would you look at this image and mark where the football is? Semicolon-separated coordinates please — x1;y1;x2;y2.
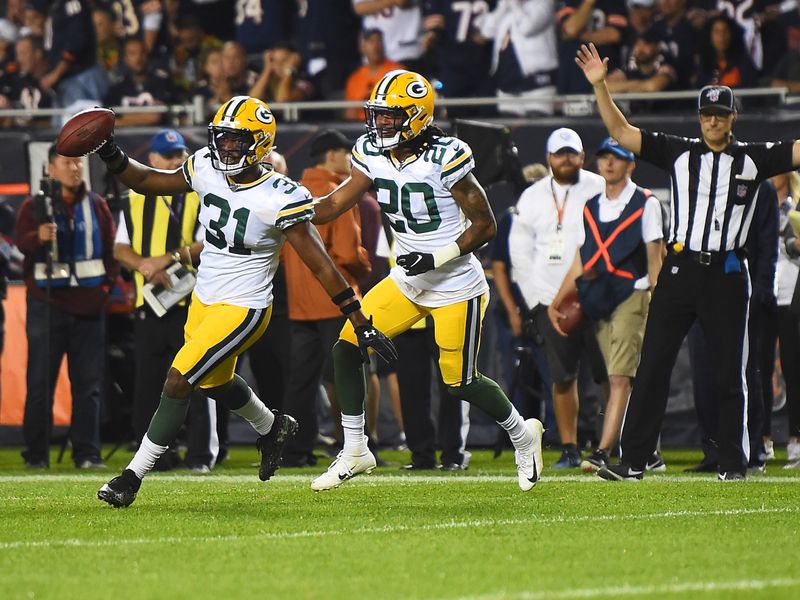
556;289;584;335
55;107;115;157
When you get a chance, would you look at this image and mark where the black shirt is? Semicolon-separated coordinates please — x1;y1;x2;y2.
45;0;97;77
105;67;175;107
639;129;793;252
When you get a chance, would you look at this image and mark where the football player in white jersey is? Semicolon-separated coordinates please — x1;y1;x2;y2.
91;96;397;507
310;70;544;492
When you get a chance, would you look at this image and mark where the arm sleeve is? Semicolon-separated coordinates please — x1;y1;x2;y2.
441;139;475;188
642;195;664;243
350;141;371;176
639;130;691;170
14;198;42;256
749;142;795;180
272;184;315;230
507;195;538;308
748;182;779;300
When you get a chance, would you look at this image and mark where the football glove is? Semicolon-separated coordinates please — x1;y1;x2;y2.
354;318;398;366
396;252;434;276
96;133;129;174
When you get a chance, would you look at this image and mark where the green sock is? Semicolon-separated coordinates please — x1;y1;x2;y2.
448;374;512;422
204;374;251;410
333;340;366;415
146;394;190;446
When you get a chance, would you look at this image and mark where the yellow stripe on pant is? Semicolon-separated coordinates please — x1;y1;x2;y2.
173;293;271;388
339;277;487;386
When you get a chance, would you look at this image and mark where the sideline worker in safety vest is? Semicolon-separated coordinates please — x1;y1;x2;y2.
114;129;213;472
548;137;664;473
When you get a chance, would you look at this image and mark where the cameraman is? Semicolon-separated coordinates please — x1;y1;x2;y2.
15;145;118;469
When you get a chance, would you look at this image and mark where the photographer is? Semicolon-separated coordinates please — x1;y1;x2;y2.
15;145;118;469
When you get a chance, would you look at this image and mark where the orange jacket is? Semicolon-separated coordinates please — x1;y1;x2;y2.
282;166;371;320
344;60;406;121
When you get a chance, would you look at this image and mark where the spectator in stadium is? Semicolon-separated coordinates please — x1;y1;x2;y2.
476;0;558;116
220;41;258;97
192;47;230;120
557;0;629;94
248;43;316;103
235;0;295;55
776;170;800;469
178;0;234;42
92;5;122;85
606;27;678;111
344;29;405;121
651;0;696;89
628;0;658;35
352;0;425;73
105;37;176;126
768;48;800;94
422;0;495;117
21;0;46;37
280;129;371;468
171;14;221;93
301;0;361;99
41;0;107;108
508;128;608;469
548;138;664;472
0;19;16;71
0;34;52;128
113;130;215;472
16;145;118;469
695;14;757;89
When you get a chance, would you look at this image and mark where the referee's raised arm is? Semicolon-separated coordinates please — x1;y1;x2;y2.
575;43;642;155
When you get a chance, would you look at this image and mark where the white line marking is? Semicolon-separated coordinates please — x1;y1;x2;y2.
449;577;800;600
0;507;796;551
0;473;799;484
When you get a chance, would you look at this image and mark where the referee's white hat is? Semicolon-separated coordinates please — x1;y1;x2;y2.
547;128;583;154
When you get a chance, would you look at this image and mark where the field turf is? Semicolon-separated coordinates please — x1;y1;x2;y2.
1;447;799;600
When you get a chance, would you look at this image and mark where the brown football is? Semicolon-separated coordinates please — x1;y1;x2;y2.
557;289;584;335
55;108;115;157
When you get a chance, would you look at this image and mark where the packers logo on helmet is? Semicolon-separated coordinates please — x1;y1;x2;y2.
208;96;276;175
365;70;434;150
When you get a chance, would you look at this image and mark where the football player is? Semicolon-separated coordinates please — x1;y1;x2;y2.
92;96;397;507
311;70;544;492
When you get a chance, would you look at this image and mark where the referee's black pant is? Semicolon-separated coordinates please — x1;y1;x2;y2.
621;253;750;474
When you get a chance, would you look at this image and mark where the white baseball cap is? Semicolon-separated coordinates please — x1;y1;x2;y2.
546;128;583;154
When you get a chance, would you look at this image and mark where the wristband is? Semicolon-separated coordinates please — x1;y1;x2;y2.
331;287;355;305
432;242;461;268
341;299;361;315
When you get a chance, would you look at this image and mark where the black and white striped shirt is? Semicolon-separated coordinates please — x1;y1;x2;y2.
640;131;794;252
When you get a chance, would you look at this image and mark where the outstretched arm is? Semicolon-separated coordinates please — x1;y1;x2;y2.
284;221;397;364
313;167;373;225
395;172;496;276
94;134;191;195
575;43;642;155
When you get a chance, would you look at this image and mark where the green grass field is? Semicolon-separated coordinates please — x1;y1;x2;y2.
1;447;799;600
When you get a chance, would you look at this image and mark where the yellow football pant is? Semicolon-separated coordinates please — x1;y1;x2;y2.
339;277;487;386
172;293;271;389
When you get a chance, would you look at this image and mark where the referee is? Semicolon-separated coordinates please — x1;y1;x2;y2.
576;43;800;481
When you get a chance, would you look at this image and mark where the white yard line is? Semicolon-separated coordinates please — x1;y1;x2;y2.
1;473;799;484
0;506;796;551
449;577;800;600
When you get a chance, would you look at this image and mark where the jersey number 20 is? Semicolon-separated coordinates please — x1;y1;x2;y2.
374;179;441;234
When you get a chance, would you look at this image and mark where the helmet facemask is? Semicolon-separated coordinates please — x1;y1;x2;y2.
208;126;260;175
365;105;413;150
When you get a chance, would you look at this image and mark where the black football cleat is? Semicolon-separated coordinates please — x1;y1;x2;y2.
256;412;299;481
97;469;141;508
597;463;644;481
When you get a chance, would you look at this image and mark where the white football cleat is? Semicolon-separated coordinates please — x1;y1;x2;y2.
515;418;544;492
311;449;377;491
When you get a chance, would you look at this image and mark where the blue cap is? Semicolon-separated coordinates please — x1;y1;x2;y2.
597;137;635;161
149;129;188;155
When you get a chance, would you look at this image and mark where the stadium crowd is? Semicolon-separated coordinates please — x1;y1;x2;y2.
4;0;800;122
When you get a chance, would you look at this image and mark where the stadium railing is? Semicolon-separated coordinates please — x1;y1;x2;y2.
0;88;791;125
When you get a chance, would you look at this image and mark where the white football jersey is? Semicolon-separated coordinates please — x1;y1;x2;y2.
351;134;488;307
182;150;314;309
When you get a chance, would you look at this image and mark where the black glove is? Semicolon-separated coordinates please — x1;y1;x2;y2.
354;317;398;366
396;252;435;276
96;133;129;174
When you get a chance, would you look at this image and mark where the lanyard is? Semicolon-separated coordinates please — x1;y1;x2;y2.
551;178;570;232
